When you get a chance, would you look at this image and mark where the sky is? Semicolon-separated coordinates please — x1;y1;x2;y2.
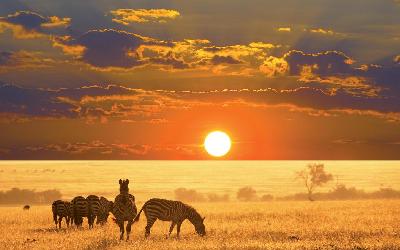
0;0;399;160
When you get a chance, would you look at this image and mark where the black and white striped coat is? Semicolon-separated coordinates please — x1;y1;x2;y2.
134;198;206;238
71;196;89;227
112;179;137;240
86;195;100;228
97;196;113;225
52;200;72;228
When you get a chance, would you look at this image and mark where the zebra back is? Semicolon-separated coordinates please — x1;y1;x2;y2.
86;195;100;216
138;198;206;236
52;200;63;223
112;193;137;222
97;196;113;224
71;196;89;225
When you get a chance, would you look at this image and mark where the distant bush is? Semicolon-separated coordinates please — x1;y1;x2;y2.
207;193;230;202
0;188;62;204
280;185;400;201
174;188;206;202
260;194;274;201
237;186;257;201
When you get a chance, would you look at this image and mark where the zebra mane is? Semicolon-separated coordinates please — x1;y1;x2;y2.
186;204;202;222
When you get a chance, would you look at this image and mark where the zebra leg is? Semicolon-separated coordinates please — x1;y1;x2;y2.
58;217;62;229
118;220;125;240
168;222;176;238
54;215;58;228
176;222;182;239
89;216;93;229
126;220;133;241
145;218;156;238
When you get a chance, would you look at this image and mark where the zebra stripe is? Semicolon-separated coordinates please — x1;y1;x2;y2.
86;195;100;228
52;200;72;229
71;196;89;227
97;196;113;225
112;179;137;240
134;198;206;238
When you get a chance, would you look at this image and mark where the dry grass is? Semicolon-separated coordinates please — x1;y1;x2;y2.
0;200;399;250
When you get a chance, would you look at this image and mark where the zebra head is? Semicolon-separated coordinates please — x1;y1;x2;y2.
194;216;206;236
119;179;130;194
189;209;206;236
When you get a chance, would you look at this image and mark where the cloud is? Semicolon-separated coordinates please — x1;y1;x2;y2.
57;29;157;69
277;27;291;32
210;55;243;65
308;28;337;36
0;11;70;39
284;50;354;76
54;29;281;73
110;9;180;24
0;50;55;72
55;29;192;70
394;55;400;64
1;82;400;125
0;83;77;119
0;140;203;159
259;56;288;77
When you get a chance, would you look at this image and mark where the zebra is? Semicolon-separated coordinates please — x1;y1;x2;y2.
86;195;100;228
133;198;206;238
52;200;72;228
112;179;137;241
97;196;113;225
71;196;89;228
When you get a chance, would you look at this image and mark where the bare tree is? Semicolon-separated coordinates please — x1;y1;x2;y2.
296;163;333;201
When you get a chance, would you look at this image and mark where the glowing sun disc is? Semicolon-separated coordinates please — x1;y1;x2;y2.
204;131;231;157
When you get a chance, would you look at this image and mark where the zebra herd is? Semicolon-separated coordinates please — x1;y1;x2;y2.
51;179;206;240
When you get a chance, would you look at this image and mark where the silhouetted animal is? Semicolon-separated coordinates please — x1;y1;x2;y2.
134;198;206;238
97;196;113;225
23;205;30;210
52;200;72;228
71;196;89;227
112;179;137;240
86;195;100;228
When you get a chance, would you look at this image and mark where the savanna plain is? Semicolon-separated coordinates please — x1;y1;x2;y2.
1;200;399;250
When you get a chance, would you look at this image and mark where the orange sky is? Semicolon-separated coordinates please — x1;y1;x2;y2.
0;0;400;159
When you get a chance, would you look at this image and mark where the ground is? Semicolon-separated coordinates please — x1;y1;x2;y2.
0;200;399;250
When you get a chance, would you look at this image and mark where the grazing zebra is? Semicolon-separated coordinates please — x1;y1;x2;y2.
71;196;89;227
112;179;137;240
86;195;100;228
97;196;113;225
52;200;72;228
133;198;206;238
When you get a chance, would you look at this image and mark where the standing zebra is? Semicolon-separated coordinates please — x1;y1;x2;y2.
112;179;137;240
133;198;206;238
86;195;100;228
52;200;72;228
97;196;113;225
71;196;89;228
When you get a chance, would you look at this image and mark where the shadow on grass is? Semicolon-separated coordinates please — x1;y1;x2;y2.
83;238;121;250
28;227;75;233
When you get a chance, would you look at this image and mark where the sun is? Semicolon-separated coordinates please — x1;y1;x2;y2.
204;131;231;157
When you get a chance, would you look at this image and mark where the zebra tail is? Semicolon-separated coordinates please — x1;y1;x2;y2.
52;204;57;224
133;205;144;223
53;211;57;224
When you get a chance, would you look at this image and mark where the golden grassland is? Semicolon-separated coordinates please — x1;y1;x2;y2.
0;200;399;250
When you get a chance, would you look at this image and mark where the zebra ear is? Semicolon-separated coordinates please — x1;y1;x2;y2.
119;179;122;185
202;217;205;222
126;179;129;184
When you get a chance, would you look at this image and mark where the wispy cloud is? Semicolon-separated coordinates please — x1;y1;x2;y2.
0;11;70;39
110;9;180;24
